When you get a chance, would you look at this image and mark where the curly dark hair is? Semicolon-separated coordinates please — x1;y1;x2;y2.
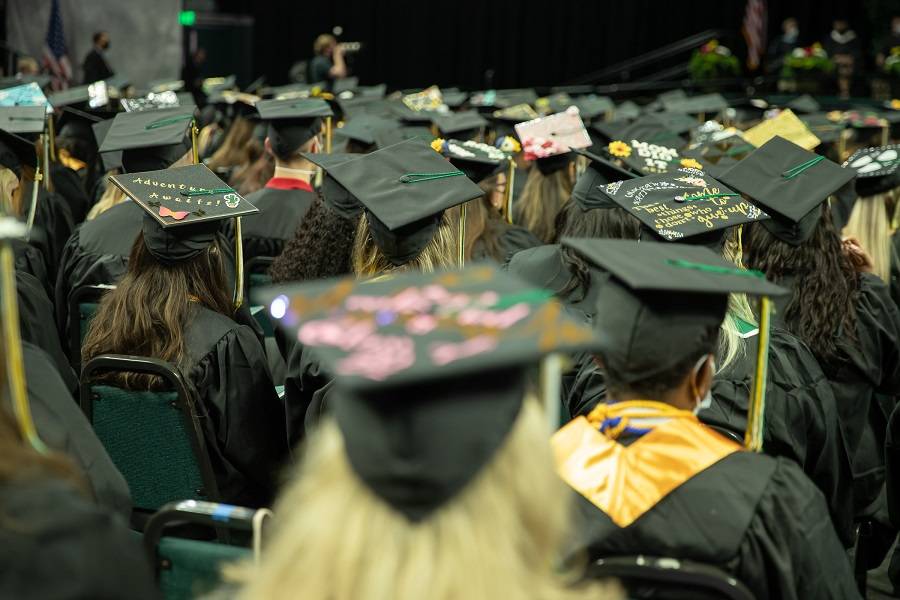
268;193;358;284
603;324;719;401
744;204;859;368
554;202;642;302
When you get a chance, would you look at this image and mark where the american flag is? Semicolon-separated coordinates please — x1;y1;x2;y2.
42;0;72;90
742;0;767;71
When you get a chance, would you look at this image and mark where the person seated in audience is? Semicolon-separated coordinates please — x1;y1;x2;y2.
81;191;289;508
226;265;620;600
554;239;860;600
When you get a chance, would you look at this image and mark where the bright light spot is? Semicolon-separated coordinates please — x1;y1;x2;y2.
270;295;288;320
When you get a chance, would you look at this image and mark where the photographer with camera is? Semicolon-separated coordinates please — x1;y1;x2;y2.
308;34;349;90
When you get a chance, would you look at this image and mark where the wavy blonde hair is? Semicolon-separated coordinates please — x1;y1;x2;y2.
352;210;459;277
842;191;895;283
514;168;574;244
716;227;757;373
228;399;620;600
86;173;125;220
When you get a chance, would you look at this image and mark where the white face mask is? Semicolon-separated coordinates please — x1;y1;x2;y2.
691;354;715;415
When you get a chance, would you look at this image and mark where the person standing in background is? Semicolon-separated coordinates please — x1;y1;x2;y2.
307;34;347;90
82;31;113;84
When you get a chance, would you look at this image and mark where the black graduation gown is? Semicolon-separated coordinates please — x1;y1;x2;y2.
23;341;132;518
471;222;541;264
700;326;855;546
773;273;900;517
889;230;900;312
50;163;91;224
237;183;316;264
504;244;605;322
568;451;860;600
0;476;155;600
12;238;51;297
18;271;78;394
184;306;289;507
276;327;333;449
82;48;114;84
54;200;139;355
25;180;76;282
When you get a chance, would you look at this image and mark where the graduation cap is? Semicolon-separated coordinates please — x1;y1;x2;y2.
110;164;259;307
0;82;49;108
48;81;109;110
786;94;821;114
571;148;638;210
442;91;469;109
717;136;856;245
605;136;688;176
432;138;510;183
799;112;845;145
560;237;785;450
572;95;615;122
147;79;185;94
91;118;121;172
0;106;46;136
431;110;486;139
332;77;360;95
372;125;434;149
493;88;538;109
0;74;51;91
0;130;38;176
743;109;820;151
99;106;196;173
333;115;395;150
612;100;641;121
301;151;362;218
488;103;539;138
390;101;435;124
681;134;756;178
599;167;768;243
256;98;332;158
843;145;900;197
536;92;574;115
253;264;599;521
514;108;591;175
321;138;484;266
663;93;729;116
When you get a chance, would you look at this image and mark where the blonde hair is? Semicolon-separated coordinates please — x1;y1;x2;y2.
717;227;757;373
206;117;256;175
0;167;20;215
514;167;574;244
352;210;459;277
228;399;619;600
86;173;125;220
842;191;895;282
313;34;337;55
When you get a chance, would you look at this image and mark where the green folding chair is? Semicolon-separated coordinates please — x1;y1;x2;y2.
68;283;116;372
80;355;220;521
144;500;270;600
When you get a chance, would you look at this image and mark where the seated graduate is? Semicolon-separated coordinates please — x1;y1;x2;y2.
17;270;77;393
229;265;620;600
564;164;856;544
56;106;196;356
234;98;331;264
720;136;900;528
432;136;540;264
512;108;590;243
553;239;860;600
275;140;484;448
81;164;288;507
506;150;641;322
51;111;97;224
841;146;900;310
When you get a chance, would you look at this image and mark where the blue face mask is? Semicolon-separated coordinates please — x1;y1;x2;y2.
784;30;798;43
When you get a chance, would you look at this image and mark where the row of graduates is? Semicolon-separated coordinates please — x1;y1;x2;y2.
1;77;898;598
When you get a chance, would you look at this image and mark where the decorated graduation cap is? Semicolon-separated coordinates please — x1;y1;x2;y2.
571;148;638;211
254;264;600;520
431;110;487;139
718;136;855;245
48;81;110;110
681;134;756;178
319;138;484;266
743;108;820;150
562;238;787;450
605;134;691;176
431;138;510;183
99;107;195;173
0;82;49;108
256;98;332;158
515;107;591;175
600;167;768;244
843;145;900;197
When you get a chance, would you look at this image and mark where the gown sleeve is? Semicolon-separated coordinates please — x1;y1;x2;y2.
736;458;861;600
280;329;333;449
50;163;91;224
23;342;132;519
189;324;289;507
18;271;78;394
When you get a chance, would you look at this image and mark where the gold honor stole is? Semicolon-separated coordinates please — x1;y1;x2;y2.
553;411;741;528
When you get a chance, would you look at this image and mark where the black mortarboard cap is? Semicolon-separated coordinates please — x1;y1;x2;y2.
718;136;856;245
571;148;638;210
48;81;110;109
390;101;435;125
372;125;434;149
536;92;574;115
333;77;360;95
572;95;615;121
253;264;599;521
431;110;486;138
109;163;258;265
843;145;900;197
613;100;641;121
605;136;689;176
786;94;821;114
0;74;51;90
800;112;845;144
600;168;768;242
334;114;395;148
99;107;195;173
561;238;785;383
663;93;729;116
493;88;538;109
256;98;332;158
442;91;468;109
0;106;45;136
0;130;37;174
433;138;510;183
323;138;484;265
301;151;362;218
681;134;756;178
91;118;121;172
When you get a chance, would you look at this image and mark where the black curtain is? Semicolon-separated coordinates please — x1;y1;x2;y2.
218;0;899;89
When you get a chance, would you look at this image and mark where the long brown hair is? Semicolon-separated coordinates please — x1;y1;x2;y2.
206;117;257;175
232;149;274;196
464;174;508;261
514;168;573;244
352;211;458;277
81;233;234;388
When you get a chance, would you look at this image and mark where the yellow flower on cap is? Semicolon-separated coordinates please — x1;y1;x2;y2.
431;138;446;153
608;140;631;158
680;158;703;170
